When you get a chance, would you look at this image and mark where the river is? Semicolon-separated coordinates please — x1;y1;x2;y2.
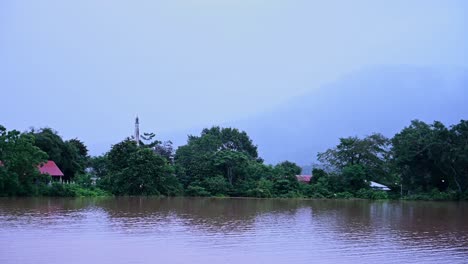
0;197;467;264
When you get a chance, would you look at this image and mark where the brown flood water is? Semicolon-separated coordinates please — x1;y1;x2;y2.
0;197;467;264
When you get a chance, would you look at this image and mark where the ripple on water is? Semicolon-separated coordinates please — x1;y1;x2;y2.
0;198;467;264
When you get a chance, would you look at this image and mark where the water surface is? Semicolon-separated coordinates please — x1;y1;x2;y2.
1;197;467;264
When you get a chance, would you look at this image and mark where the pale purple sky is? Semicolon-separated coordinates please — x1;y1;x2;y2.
1;0;467;156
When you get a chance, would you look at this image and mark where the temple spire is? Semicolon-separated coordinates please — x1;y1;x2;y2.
135;116;140;146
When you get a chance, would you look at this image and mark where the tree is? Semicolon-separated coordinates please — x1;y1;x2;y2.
175;126;259;186
108;147;179;195
341;165;369;191
318;133;391;184
213;150;249;185
203;175;230;196
106;138;139;172
392;120;468;194
140;132;174;162
274;161;302;177
30;128;87;180
102;138;181;196
310;168;328;184
446;120;468;193
0;125;47;196
89;155;109;179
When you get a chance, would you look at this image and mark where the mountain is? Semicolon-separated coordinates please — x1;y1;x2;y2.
222;65;468;165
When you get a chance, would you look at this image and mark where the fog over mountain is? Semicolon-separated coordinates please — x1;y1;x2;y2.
165;65;467;166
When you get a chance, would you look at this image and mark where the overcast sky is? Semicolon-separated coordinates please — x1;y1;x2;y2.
1;0;467;155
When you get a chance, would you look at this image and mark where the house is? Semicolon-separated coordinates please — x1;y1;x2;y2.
370;181;390;191
296;175;312;183
38;161;64;181
0;160;64;181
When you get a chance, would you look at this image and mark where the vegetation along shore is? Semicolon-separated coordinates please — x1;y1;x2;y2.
1;119;467;201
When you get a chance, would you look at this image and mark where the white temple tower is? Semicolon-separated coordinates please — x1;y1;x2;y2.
135;116;140;146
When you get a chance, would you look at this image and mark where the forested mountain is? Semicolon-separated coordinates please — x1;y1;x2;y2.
227;66;468;164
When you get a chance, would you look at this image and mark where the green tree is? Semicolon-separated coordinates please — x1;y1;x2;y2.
310;168;328;184
341;164;369;191
89;155;109;179
175;126;259;187
247;178;274;198
214;150;249;185
318;133;391;184
274;161;302;177
0;125;48;196
30;128;87;180
102;138;181;196
203;175;230;196
392;120;468;194
109;148;179;195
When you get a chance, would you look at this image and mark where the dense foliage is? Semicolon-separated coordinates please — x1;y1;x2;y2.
29;128;89;181
0;125;48;196
1;119;467;200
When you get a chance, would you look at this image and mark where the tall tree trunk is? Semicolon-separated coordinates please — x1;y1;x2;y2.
450;165;463;194
227;166;233;185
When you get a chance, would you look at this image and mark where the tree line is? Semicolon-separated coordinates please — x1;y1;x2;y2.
0;119;467;200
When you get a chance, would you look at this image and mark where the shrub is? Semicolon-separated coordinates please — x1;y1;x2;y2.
356;189;389;200
203;175;230;196
371;190;389;200
74;174;93;188
334;192;354;199
185;185;211;197
246;178;274;198
46;183;110;197
48;183;77;197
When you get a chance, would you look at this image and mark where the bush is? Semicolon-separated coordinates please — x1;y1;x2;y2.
404;189;458;201
0;169;20;196
279;190;303;198
159;174;183;196
309;184;333;199
74;174;93;188
429;189;457;201
247;178;274;198
185;184;211;197
46;183;110;197
334;192;354;199
203;175;230;196
462;191;468;200
371;190;389;200
47;183;76;197
356;188;389;200
273;176;300;196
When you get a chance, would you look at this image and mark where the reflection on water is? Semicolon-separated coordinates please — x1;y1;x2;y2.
0;197;467;264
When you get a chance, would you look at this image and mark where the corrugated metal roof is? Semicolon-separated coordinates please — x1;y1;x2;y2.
296;175;312;183
38;161;64;177
370;181;390;191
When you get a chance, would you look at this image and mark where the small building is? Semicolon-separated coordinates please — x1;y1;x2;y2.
370;181;390;191
296;175;312;183
38;161;64;181
1;160;64;181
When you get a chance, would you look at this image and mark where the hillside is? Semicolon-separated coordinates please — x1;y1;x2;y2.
225;66;468;165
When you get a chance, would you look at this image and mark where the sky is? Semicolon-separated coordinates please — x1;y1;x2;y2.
1;0;467;156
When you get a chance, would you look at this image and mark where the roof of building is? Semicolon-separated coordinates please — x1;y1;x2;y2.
370;181;390;191
38;161;64;177
296;175;312;183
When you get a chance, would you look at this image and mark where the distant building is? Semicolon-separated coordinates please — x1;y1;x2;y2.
370;181;390;191
1;160;64;182
296;175;312;183
135;116;140;146
38;160;64;181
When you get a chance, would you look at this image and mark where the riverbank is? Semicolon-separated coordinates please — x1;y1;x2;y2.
8;184;467;201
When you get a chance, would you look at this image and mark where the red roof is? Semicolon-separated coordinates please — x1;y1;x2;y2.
296;175;312;183
38;161;64;177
